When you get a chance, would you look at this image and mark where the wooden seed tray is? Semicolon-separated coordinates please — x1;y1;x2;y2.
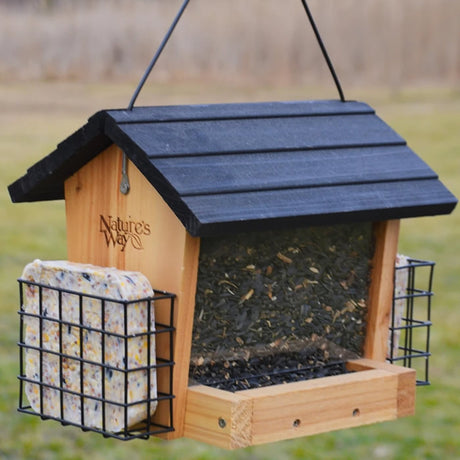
184;359;415;449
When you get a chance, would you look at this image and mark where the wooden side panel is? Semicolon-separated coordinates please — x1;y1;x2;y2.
64;145;200;438
364;220;400;361
185;359;408;449
247;369;396;445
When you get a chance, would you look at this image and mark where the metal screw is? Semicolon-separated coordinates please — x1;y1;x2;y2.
353;408;360;417
218;417;227;429
293;419;301;428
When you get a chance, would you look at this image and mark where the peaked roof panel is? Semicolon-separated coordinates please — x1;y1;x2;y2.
8;99;457;236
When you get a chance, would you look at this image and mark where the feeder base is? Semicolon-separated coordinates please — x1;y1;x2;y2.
184;359;415;449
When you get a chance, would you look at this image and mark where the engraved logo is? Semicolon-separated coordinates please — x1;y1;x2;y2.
99;215;151;251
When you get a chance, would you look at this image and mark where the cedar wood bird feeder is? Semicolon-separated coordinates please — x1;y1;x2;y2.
8;0;457;449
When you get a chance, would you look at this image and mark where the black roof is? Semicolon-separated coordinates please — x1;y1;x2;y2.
8;99;457;237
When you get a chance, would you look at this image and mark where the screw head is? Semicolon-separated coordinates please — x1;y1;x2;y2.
120;179;130;195
218;417;227;428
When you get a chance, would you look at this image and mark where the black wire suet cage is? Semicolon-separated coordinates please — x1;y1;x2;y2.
17;280;175;440
388;258;435;386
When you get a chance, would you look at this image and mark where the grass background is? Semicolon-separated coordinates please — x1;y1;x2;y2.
1;81;459;459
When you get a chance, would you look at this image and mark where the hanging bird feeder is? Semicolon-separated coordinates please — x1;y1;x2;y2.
8;0;457;449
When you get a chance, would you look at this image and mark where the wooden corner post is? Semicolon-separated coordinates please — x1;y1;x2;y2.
364;220;400;361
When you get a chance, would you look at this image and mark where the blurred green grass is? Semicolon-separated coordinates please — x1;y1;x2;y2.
1;82;459;460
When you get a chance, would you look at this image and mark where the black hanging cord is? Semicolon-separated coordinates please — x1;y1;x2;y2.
128;0;191;110
127;0;345;109
300;0;345;102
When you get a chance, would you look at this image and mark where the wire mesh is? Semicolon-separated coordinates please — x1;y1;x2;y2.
18;280;175;440
388;258;434;386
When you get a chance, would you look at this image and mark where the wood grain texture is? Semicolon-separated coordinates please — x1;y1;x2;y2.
64;144;200;438
364;220;401;361
347;359;416;417
185;358;413;449
184;385;253;449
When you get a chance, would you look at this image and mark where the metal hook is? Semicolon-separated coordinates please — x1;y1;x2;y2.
120;152;130;195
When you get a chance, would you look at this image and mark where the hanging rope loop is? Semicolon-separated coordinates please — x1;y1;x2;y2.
128;0;191;110
300;0;345;102
127;0;345;109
